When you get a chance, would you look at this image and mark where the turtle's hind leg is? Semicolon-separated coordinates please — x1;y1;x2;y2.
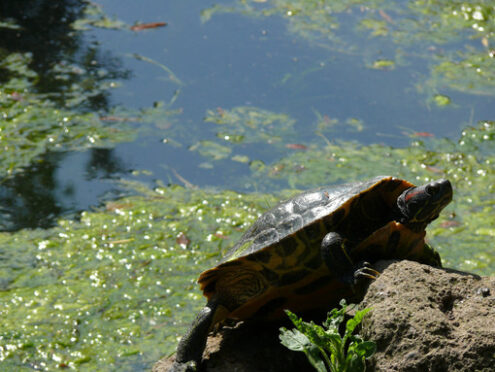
171;300;228;372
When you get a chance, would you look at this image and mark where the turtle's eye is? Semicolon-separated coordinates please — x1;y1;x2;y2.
408;200;419;209
425;185;436;195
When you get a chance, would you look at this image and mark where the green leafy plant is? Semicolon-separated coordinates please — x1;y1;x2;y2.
279;300;376;372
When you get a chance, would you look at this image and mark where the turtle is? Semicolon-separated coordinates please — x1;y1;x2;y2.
170;176;453;371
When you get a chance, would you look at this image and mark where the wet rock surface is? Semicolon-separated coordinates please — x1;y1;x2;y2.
154;260;495;372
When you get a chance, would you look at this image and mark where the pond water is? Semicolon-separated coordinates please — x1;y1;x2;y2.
1;0;494;370
2;0;494;229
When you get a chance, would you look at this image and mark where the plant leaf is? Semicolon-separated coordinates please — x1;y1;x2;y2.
279;327;311;352
346;353;366;372
351;341;377;358
279;327;327;372
345;307;372;336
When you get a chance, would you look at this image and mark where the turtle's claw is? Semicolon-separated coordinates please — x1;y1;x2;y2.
354;262;380;282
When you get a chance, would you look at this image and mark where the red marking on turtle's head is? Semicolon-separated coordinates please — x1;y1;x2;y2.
404;190;422;202
397;179;453;231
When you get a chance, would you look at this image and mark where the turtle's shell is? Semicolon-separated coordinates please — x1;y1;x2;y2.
198;176;439;319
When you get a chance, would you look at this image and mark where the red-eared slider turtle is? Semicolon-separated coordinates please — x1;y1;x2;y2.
171;176;453;371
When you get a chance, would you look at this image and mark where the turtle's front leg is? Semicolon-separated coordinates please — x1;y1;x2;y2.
170;301;218;372
320;232;379;286
320;232;355;284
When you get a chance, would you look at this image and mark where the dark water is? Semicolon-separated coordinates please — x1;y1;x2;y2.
1;0;494;230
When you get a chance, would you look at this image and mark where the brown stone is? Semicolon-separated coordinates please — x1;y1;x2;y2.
361;260;495;372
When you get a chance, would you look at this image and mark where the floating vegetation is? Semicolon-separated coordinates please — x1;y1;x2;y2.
430;51;495;96
0;53;135;178
0;183;278;370
0;13;181;180
1;118;492;369
433;94;452;107
72;2;128;30
189;140;232;160
132;54;184;86
202;0;495;98
370;59;395;70
205;106;296;144
315;111;366;136
188;106;296;168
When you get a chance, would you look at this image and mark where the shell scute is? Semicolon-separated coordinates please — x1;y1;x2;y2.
276;214;304;236
253;227;279;247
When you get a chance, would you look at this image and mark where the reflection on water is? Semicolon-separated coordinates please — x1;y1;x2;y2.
0;0;129;109
0;149;129;231
0;155;63;231
0;1;132;230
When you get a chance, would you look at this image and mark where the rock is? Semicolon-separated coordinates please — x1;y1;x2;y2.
361;260;495;372
153;320;312;372
154;260;495;372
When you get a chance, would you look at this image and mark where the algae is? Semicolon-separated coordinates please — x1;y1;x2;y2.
0;183;278;370
2;117;493;369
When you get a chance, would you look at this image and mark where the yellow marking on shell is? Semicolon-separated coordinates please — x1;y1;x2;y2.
210;259;268;306
229;269;347;320
268;246;283;268
226;240;253;261
353;221;426;261
275;234;310;270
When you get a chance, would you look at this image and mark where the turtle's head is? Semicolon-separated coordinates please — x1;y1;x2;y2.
397;179;453;231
